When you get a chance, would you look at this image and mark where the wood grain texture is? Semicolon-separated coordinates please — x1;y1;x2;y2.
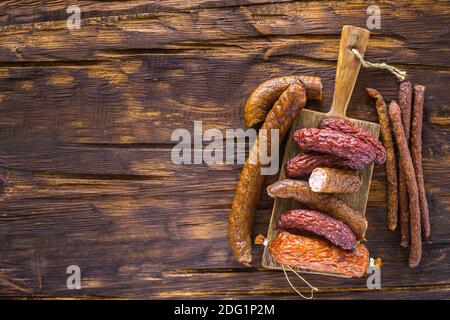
0;0;449;299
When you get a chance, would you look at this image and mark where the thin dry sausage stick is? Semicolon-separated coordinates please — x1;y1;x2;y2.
229;83;307;266
411;85;431;241
267;179;368;240
367;88;398;231
243;76;322;127
388;101;422;268
398;81;413;246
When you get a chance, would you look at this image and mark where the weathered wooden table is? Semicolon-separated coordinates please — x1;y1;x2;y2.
0;1;449;299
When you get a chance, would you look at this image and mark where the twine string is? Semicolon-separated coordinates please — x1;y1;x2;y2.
255;235;318;299
352;48;407;82
282;264;319;300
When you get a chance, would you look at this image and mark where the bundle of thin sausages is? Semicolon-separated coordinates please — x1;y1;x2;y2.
367;83;430;268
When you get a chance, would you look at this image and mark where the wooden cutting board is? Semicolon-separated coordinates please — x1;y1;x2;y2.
262;26;380;275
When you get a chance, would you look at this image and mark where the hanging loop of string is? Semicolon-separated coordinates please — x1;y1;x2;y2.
255;234;319;299
282;264;319;300
352;48;407;82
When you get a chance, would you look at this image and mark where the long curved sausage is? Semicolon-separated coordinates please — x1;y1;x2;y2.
229;83;308;266
243;76;322;127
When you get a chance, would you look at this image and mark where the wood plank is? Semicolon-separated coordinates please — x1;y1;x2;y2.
0;232;449;299
0;0;296;24
0;1;448;67
0;146;449;298
152;285;450;300
1;144;449;216
0;61;449;145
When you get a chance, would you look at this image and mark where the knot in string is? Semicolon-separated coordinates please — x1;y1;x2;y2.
352;48;407;82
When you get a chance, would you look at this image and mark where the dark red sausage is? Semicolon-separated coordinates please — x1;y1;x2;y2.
278;209;357;250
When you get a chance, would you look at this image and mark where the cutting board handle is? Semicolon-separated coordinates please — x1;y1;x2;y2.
327;25;370;117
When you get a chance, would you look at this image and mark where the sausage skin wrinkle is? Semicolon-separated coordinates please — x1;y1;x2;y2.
318;118;386;164
285;152;364;178
229;83;307;266
278;209;357;250
294;128;377;166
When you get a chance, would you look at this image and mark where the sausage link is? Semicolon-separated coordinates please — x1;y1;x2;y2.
229;83;307;266
267;179;368;240
285;152;364;178
294;128;377;165
388;101;422;268
258;232;369;278
398;81;413;246
411;85;430;241
243;76;322;127
318;118;386;164
367;88;398;231
309;167;362;193
278;209;357;250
